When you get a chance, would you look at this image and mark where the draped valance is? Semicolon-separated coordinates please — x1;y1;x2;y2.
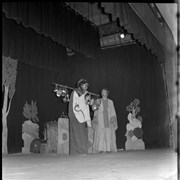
101;3;165;61
2;2;101;58
2;16;67;72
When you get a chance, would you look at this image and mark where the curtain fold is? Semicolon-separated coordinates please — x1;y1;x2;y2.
101;3;164;61
2;2;100;58
2;16;67;72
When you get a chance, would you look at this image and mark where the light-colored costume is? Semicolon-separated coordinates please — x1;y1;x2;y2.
73;92;91;124
92;98;118;153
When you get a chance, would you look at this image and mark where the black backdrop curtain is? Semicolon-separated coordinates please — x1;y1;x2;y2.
7;43;169;153
2;15;67;72
2;2;100;58
66;44;170;149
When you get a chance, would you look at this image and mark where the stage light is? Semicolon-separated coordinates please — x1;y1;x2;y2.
54;86;69;102
62;94;70;103
120;33;125;39
56;90;62;97
54;84;59;92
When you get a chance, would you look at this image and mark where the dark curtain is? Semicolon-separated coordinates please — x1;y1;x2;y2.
67;44;170;149
7;43;169;153
2;15;67;72
2;14;70;153
2;2;100;58
101;3;164;61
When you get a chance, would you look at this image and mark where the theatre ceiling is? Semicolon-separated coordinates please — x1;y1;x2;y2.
64;2;136;53
64;2;177;57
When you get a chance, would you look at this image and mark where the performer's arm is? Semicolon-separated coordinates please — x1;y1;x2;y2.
110;100;118;130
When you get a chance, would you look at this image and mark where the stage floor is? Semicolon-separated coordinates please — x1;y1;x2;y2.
2;149;178;180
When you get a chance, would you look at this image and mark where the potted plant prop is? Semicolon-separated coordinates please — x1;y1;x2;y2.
22;100;39;153
125;98;145;150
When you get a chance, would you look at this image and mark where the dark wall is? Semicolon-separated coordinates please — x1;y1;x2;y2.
7;44;170;153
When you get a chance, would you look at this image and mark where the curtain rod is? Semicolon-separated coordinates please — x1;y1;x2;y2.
52;83;100;97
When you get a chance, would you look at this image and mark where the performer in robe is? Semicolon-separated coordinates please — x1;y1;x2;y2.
92;88;118;153
68;79;91;155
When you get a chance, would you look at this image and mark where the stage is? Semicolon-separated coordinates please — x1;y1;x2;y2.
2;148;177;180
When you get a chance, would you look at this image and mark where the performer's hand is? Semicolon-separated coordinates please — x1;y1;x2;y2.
90;99;94;106
84;91;88;95
86;120;92;127
87;124;92;128
74;104;80;112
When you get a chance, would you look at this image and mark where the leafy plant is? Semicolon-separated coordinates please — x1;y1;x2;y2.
126;98;141;114
23;100;39;123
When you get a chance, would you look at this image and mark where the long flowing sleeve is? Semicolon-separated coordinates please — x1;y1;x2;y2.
110;100;118;131
109;99;118;152
92;109;98;130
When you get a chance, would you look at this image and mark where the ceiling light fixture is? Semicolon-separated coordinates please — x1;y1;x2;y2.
119;28;126;39
120;33;125;39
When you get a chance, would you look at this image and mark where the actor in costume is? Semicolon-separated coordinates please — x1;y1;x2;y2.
92;88;118;153
68;79;91;155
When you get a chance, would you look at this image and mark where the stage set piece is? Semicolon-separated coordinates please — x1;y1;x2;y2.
45;117;69;154
46;117;94;154
125;99;145;150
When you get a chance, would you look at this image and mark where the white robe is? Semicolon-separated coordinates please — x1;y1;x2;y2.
73;92;91;123
92;98;118;153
